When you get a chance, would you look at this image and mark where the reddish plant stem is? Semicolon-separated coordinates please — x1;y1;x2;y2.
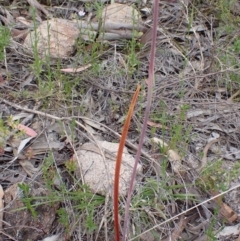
122;0;159;240
114;85;141;241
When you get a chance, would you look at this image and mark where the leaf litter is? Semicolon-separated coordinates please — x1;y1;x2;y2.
0;0;240;240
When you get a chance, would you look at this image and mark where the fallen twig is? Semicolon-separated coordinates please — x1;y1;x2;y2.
129;182;240;240
0;97;155;163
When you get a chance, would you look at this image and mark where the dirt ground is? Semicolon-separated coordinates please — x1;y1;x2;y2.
0;0;240;240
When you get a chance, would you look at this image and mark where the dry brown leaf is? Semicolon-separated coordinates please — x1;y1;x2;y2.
27;0;50;17
227;90;240;103
16;16;33;27
60;63;91;73
198;139;219;171
30;134;64;154
215;224;240;239
151;137;183;174
219;202;238;223
212;191;238;223
140;231;155;241
0;169;27;184
168;149;182;173
0;184;4;230
0;74;8;87
19;160;41;177
11;29;29;41
98;30;142;40
140;28;153;45
17;124;37;137
0;7;14;25
162;215;189;241
83;118;106;132
20;73;36;89
147;120;168;129
187;109;212;119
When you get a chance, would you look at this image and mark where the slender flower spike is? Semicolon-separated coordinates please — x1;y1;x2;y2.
122;0;159;240
114;85;141;241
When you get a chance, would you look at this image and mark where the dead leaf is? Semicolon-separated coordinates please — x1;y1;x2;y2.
212;191;238;223
0;185;4;230
17;124;38;137
162;215;190;241
227;89;240;103
0;6;14;26
0;74;8;87
198;139;219;171
60;63;91;73
215;224;240;238
20;73;36;89
42;234;62;241
19;160;41;177
219;202;238;223
140;231;155;241
16;16;33;27
83;118;106;132
151;137;183;174
140;28;153;45
11;29;29;41
147;120;168;129
17;137;34;155
0;169;27;184
168;149;182;173
187;109;212;119
30;134;64;155
11;113;30;120
27;0;50;17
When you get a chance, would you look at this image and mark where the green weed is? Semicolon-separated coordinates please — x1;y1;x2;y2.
17;152;105;235
0;118;9;149
205;208;220;241
124;38;141;76
196;159;240;192
18;183;37;218
30;8;43;83
150;103;191;156
0;25;10;61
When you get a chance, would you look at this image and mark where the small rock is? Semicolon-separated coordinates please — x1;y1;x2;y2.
23;18;79;58
73;141;142;196
102;3;141;24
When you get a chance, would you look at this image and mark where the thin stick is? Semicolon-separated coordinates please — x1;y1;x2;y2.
0;97;154;162
129;182;240;240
